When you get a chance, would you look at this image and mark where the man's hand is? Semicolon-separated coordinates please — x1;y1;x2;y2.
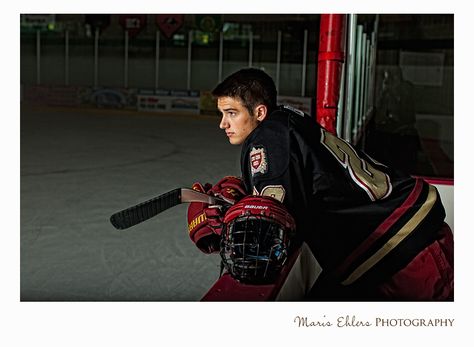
187;177;247;253
208;176;247;204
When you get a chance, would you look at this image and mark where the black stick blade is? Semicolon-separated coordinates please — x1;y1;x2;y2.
110;188;182;230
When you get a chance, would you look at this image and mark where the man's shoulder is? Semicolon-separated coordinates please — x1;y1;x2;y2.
277;104;308;118
244;105;316;147
271;105;316;128
248;115;289;143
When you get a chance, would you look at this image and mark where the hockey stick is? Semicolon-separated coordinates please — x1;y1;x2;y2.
110;188;233;230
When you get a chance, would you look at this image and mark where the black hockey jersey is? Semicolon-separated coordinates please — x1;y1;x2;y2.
240;105;446;292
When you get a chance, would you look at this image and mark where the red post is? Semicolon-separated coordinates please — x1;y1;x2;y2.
316;14;346;134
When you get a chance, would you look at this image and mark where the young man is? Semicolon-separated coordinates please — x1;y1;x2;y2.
188;68;453;300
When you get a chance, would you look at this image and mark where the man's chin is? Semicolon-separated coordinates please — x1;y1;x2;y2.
228;137;242;145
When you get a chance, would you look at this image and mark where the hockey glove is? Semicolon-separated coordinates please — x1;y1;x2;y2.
187;177;247;254
206;176;247;233
187;182;224;254
208;176;247;203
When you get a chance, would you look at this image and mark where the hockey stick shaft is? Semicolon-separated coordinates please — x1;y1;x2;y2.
110;188;231;230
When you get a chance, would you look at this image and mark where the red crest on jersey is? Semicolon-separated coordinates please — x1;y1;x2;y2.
251;153;261;169
250;146;268;176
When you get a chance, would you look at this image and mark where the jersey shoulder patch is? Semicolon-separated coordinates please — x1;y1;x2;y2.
250;145;268;176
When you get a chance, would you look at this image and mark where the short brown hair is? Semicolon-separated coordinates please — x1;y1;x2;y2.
212;68;277;115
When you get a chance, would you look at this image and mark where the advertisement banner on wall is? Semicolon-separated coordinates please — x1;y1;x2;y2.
195;15;222;32
21;14;56;32
156;14;184;39
119;15;147;38
23;85;83;106
137;90;200;114
23;86;137;110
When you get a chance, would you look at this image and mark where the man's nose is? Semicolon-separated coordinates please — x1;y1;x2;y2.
219;115;228;129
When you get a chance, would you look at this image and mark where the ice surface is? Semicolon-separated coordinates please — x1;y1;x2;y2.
20;107;241;301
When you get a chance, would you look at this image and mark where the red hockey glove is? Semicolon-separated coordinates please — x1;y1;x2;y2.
205;176;247;236
187;182;224;254
187;177;247;254
208;176;247;204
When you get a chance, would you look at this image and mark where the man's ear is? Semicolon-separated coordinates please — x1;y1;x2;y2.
255;105;268;122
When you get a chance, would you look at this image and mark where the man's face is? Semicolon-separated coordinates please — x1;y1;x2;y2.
217;96;260;145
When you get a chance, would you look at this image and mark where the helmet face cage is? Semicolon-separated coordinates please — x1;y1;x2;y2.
220;214;291;284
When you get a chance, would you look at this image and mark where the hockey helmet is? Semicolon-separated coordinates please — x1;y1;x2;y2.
220;195;296;283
